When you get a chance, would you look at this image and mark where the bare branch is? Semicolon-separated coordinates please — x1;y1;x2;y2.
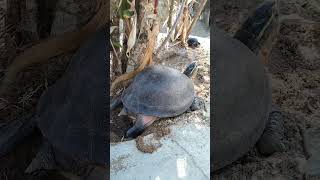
186;0;207;37
155;0;186;55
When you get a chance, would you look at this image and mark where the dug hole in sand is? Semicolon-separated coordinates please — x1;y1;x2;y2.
110;22;210;180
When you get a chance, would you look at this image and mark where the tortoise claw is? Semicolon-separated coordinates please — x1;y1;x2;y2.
257;106;285;155
125;126;145;139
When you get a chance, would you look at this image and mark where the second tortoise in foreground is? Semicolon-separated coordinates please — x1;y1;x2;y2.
213;0;285;171
0;27;108;180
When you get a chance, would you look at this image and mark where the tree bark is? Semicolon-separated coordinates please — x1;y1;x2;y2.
168;0;174;29
155;0;185;55
186;0;207;37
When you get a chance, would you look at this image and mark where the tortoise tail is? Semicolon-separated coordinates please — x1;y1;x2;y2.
233;0;278;53
0;115;36;157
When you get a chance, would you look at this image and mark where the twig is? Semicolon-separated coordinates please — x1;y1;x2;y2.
279;14;320;25
179;1;189;46
168;0;175;29
155;0;186;55
154;0;158;14
124;18;132;36
110;39;121;68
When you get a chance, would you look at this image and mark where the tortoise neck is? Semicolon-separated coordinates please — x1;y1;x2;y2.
233;0;277;54
183;62;198;78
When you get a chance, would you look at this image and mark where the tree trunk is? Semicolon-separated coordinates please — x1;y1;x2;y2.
155;0;185;55
0;0;7;57
168;0;175;29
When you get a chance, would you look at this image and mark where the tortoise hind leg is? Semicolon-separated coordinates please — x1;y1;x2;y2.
25;141;58;174
0;115;36;157
257;105;285;155
60;166;108;180
126;115;159;138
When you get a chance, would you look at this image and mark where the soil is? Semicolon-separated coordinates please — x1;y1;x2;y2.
0;131;67;180
213;0;320;179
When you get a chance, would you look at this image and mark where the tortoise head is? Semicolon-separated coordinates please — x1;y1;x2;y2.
183;61;198;78
233;0;278;53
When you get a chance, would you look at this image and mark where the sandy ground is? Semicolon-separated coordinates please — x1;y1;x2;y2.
213;0;320;179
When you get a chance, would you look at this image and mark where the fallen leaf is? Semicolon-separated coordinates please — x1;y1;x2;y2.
126;13;137;57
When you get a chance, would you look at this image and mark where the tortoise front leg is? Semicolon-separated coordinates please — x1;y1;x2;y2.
257;104;285;155
190;96;206;111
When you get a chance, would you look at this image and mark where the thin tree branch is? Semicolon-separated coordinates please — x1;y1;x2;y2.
186;0;207;37
168;0;175;29
110;39;121;68
155;0;186;55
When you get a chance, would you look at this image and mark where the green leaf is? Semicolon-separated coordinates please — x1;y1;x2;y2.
113;42;122;49
118;0;134;19
122;10;134;18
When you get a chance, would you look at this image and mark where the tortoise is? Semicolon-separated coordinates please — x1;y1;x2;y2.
212;0;285;171
111;61;205;138
0;27;108;179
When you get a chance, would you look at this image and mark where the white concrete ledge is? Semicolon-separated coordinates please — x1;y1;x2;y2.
110;117;210;180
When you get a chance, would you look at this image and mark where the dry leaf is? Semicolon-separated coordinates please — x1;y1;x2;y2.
126;13;137;57
129;0;136;11
110;26;117;34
